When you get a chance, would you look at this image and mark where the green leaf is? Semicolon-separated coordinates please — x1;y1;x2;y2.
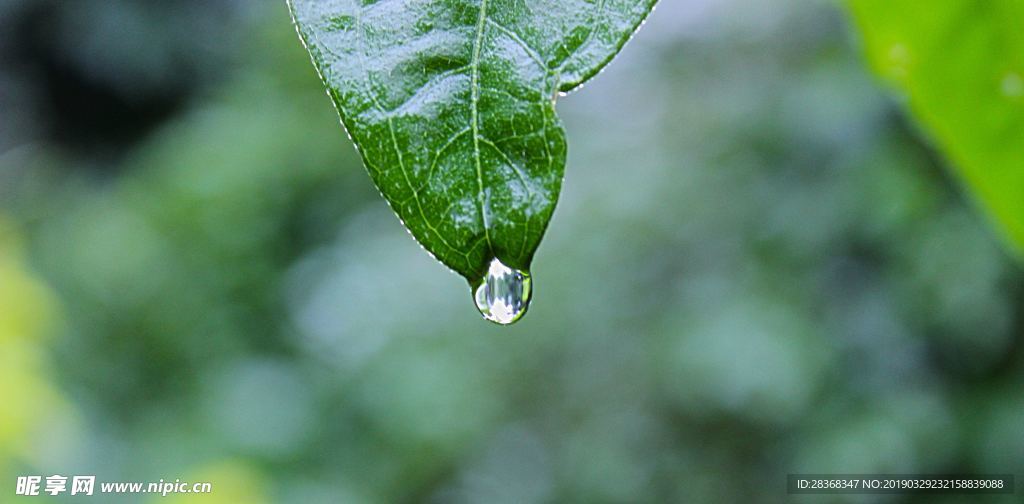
847;0;1024;258
288;0;656;282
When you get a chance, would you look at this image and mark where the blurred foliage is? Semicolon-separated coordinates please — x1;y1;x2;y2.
0;215;71;477
848;0;1024;258
160;461;267;504
0;0;1022;502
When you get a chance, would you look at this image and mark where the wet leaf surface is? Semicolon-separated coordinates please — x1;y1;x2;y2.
290;0;656;281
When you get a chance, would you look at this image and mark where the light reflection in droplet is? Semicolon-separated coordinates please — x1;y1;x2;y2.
473;257;531;325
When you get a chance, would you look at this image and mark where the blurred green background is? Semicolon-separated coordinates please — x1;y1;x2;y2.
1;0;1022;502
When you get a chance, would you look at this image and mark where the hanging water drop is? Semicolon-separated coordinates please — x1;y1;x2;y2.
473;257;532;325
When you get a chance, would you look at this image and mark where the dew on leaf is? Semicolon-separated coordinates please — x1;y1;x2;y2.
473;257;531;325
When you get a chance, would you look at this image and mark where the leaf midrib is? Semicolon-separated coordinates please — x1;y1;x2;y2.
470;0;494;258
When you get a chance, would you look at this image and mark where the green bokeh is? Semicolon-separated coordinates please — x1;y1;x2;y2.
0;1;1021;502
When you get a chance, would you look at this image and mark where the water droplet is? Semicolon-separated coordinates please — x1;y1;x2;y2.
473;257;531;325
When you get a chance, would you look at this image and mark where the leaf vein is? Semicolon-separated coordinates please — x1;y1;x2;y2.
355;4;470;261
471;0;494;256
485;17;547;71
